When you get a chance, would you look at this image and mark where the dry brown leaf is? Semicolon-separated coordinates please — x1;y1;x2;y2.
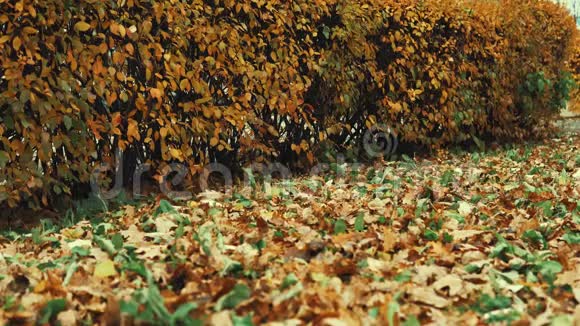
408;287;450;308
383;227;397;252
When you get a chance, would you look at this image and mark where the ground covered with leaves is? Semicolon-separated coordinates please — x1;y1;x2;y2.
1;135;580;325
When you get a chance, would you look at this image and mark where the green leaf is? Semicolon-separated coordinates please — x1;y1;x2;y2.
232;313;254;326
440;170;455;186
122;261;148;278
208;208;221;217
415;198;430;218
63;261;79;286
220;257;242;277
254;239;266;251
354;214;365;232
272;282;303;305
281;273;299;290
0;151;9;168
537;260;562;282
403;316;421;326
111;233;124;250
215;284;251;311
195;223;216;256
37;298;67;325
141;274;172;321
537;78;545;92
334;219;347;234
93;235;117;256
387;299;399;326
170;302;198;326
490;237;513;259
155;199;178;217
175;223;185;239
322;25;330;39
562;232;580;244
71;246;90;257
63;116;73;130
242;168;256;189
550;314;573;326
472;294;511;314
120;300;139;316
522;230;546;249
442;232;453;243
394;270;411;283
368;307;379;318
423;229;438;241
465;264;482;273
37;261;58;270
2;295;15;310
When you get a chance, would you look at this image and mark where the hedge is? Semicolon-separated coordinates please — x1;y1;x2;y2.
0;0;577;208
569;37;580;113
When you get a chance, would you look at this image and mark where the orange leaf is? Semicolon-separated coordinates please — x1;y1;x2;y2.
125;43;134;55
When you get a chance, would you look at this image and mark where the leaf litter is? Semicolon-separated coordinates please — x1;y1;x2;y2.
0;135;580;325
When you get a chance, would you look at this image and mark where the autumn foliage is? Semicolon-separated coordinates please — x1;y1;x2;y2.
0;0;577;208
569;37;580;113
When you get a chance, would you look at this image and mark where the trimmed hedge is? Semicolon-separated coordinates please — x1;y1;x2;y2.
0;0;577;208
569;37;580;113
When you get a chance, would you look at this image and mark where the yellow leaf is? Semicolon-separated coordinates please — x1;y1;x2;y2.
300;140;309;151
440;90;448;104
160;127;168;138
118;24;126;38
94;259;117;278
0;35;10;44
28;5;36;17
12;36;21;51
291;143;300;154
150;88;163;100
62;228;84;239
127;119;140;141
179;79;190;91
196;97;212;105
23;26;38;34
74;21;91;32
267;125;279;137
431;78;440;89
34;280;47;293
210;137;219;147
169;148;183;161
